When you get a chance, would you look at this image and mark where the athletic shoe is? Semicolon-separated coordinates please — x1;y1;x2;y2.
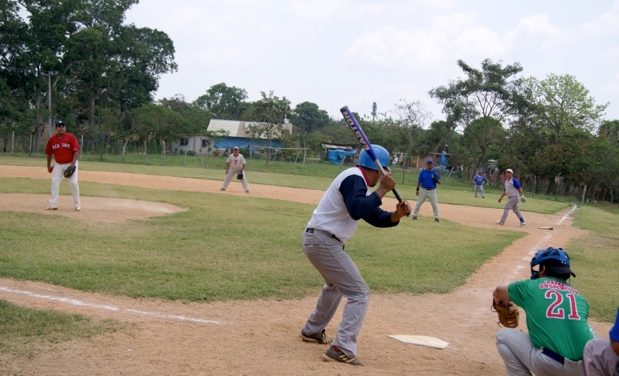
300;329;332;344
496;221;504;225
411;215;418;220
46;206;58;210
434;218;440;222
75;206;80;212
245;190;250;193
323;345;363;366
520;222;526;226
219;188;225;191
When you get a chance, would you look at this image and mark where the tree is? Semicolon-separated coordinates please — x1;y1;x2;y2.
245;91;291;161
462;116;506;170
194;82;248;119
521;74;608;136
391;100;431;166
429;59;524;128
598;120;619;145
289;101;330;133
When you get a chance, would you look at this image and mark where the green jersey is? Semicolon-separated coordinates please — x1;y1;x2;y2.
508;277;594;361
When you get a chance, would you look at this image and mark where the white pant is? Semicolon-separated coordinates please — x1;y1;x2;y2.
49;161;80;209
413;188;439;218
496;328;584;376
221;169;249;192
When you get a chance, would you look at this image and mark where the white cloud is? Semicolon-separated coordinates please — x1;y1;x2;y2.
341;27;448;69
453;27;506;60
603;72;619;96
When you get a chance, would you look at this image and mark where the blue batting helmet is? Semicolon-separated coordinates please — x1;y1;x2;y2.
357;145;390;171
530;247;575;279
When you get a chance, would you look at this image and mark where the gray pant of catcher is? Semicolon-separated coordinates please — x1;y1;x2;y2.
496;328;583;376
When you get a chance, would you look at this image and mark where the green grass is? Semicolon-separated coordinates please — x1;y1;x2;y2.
0;177;522;301
0;154;571;214
568;204;619;322
0;300;123;357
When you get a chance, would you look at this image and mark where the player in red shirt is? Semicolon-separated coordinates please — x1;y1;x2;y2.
45;120;81;211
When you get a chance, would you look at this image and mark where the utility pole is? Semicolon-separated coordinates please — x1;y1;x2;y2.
41;70;57;146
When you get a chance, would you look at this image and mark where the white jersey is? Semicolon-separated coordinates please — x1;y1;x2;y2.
226;153;246;172
504;178;520;198
306;167;370;242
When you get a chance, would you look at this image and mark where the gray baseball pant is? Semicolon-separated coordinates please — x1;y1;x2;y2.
496;328;583;376
499;196;525;224
474;184;485;197
582;338;619;376
301;229;369;358
413;188;439;219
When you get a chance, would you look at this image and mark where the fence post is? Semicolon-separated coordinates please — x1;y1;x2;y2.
581;185;587;205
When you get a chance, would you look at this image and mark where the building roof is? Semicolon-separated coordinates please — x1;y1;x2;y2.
207;119;293;139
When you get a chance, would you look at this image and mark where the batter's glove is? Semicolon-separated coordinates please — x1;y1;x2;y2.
64;165;76;178
491;300;519;328
236;171;244;180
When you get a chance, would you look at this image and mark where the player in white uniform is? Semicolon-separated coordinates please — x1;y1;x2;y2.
497;168;526;226
220;146;249;193
299;145;411;366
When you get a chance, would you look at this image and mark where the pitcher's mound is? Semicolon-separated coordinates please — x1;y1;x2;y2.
0;193;184;223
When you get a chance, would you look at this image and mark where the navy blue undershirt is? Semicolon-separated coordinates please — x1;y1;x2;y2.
339;175;397;227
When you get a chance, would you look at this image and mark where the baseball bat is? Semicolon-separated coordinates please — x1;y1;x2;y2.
340;105;403;203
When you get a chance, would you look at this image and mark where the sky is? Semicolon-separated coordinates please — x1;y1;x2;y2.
125;0;619;124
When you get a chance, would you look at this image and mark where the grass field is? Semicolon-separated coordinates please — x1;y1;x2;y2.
568;203;619;321
1;154;571;213
0;154;616;357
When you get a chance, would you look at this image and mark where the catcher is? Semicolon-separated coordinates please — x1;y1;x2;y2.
493;247;594;376
45;120;81;211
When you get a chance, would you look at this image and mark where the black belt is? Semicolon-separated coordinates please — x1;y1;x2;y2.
306;228;341;242
422;188;435;190
542;348;564;365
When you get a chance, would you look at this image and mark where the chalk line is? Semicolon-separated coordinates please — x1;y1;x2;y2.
0;286;224;325
508;205;577;280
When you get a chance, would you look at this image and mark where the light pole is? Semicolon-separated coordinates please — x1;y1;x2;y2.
41;70;57;141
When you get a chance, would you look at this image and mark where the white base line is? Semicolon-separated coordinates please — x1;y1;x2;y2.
508;204;578;280
0;286;224;325
558;205;578;225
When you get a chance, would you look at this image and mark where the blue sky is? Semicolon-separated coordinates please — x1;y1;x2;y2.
126;0;619;124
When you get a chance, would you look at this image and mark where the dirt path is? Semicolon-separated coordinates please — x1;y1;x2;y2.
0;165;611;375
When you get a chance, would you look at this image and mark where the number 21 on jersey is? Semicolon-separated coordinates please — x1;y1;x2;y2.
545;290;581;320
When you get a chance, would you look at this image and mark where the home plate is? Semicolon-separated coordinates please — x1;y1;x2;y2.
389;335;449;349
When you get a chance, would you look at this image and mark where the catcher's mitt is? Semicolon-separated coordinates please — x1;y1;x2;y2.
491;300;519;328
520;196;527;203
64;165;76;178
236;171;244;180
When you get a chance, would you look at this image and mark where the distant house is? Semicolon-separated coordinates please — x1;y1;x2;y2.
170;119;293;156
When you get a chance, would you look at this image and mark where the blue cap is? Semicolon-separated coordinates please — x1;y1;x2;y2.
426;159;433;164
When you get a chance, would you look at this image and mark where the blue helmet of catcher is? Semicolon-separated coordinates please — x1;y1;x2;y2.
530;247;575;280
357;145;390;171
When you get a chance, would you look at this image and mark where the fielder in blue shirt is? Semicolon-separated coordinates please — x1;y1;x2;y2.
473;172;487;198
412;159;441;222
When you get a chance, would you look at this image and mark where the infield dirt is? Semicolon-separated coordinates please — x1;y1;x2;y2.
0;166;611;376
